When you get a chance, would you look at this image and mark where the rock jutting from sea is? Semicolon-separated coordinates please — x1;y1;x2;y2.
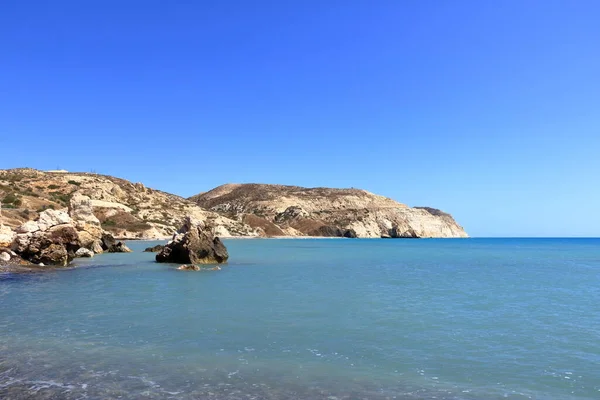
156;216;229;265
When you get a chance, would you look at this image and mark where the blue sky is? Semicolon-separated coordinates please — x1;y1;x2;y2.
1;1;599;237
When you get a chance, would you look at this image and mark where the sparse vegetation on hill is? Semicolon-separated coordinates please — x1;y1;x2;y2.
1;169;467;239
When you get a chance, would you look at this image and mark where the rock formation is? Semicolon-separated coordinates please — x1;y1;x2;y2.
156;217;228;264
0;247;31;266
9;204;129;266
144;244;165;252
190;184;468;238
99;233;132;253
11;209;81;266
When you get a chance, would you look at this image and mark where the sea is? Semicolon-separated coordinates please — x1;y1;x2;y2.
1;238;599;399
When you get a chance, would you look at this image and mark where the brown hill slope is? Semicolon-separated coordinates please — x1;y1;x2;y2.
189;184;468;238
0;169;258;239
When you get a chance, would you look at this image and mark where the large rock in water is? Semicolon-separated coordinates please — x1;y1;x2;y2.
100;233;132;253
156;217;228;264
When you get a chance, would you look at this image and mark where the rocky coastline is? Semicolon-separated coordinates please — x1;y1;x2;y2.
1;168;468;271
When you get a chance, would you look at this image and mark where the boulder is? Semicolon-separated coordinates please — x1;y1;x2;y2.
75;247;94;258
69;193;100;225
91;241;104;254
37;209;72;231
47;224;80;248
144;244;165;252
0;225;16;247
99;233;131;252
111;241;132;253
37;243;69;266
15;220;40;234
11;229;75;267
75;222;104;253
0;247;31;267
156;217;228;264
100;233;116;251
10;210;83;266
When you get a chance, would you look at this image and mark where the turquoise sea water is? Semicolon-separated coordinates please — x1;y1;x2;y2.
1;238;600;399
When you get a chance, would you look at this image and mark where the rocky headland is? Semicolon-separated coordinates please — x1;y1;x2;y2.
190;184;468;238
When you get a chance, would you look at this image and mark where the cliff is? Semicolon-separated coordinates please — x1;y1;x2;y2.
190;184;468;238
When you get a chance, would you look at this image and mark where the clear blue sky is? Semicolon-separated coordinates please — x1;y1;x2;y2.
1;1;599;237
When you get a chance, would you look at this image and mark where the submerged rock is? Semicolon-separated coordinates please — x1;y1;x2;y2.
177;264;201;271
144;244;165;252
177;264;221;271
156;217;228;264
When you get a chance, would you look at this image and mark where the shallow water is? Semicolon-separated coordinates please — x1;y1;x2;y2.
1;238;600;399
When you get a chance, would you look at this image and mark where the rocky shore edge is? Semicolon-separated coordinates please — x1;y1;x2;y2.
1;194;132;272
1;202;230;273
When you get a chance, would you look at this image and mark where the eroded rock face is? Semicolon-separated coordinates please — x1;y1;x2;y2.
156;217;228;264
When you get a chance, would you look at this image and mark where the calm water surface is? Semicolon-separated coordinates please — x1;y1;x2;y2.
1;238;599;399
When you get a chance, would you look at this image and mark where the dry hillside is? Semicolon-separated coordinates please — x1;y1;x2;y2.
190;184;468;238
0;169;258;239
